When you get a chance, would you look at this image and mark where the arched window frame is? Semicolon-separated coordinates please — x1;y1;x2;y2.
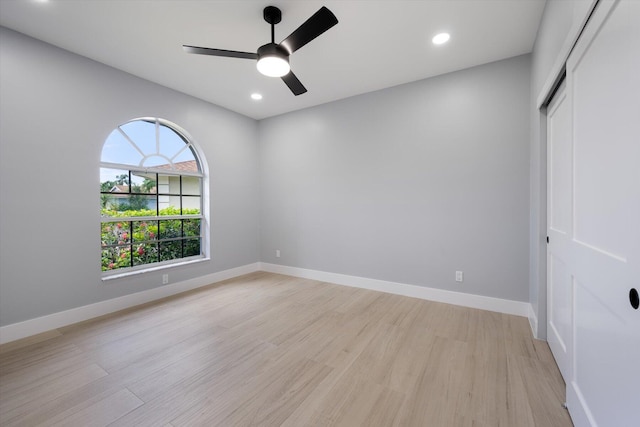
100;117;208;278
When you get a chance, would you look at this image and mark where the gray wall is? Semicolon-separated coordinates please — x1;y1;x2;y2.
259;55;531;302
528;0;595;338
1;24;539;330
0;28;260;327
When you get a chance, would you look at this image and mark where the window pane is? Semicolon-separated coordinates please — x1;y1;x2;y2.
130;172;156;194
159;125;191;160
120;120;157;157
172;152;199;171
101;130;142;166
157;175;181;195
100;168;130;193
182;176;201;196
101;222;130;246
142;156;171;169
156;175;169;195
102;246;131;271
133;243;159;266
184;238;201;257
132;221;158;242
159;203;181;216
182;196;201;214
183;219;200;237
101;195;157;216
160;240;182;262
159;219;182;239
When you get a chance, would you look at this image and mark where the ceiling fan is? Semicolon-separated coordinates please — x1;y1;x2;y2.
183;6;338;96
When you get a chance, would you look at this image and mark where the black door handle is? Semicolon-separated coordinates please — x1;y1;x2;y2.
630;288;639;310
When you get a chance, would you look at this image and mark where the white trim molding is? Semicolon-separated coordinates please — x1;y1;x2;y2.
260;263;531;317
0;263;261;345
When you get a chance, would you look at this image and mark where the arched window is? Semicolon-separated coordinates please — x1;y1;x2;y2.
100;118;205;274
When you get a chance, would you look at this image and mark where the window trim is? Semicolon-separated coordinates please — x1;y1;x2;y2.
101;256;209;281
100;162;203;178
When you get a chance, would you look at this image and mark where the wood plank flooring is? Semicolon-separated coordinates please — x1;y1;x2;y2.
0;272;572;426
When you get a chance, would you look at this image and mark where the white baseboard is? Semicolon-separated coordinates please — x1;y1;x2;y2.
260;262;531;317
528;303;539;339
0;262;261;345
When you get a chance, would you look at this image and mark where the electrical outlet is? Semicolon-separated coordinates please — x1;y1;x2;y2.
455;271;463;282
276;249;281;258
162;274;169;285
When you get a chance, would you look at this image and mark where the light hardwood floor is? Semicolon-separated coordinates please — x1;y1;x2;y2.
0;272;572;426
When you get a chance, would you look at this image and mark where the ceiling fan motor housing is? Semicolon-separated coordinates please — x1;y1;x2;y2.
257;43;289;61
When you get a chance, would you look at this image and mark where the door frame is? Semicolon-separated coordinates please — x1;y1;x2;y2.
544;77;573;383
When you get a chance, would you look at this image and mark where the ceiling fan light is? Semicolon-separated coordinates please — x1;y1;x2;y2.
256;43;291;77
257;56;290;77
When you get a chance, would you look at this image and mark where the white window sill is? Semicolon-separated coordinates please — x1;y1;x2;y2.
101;256;210;281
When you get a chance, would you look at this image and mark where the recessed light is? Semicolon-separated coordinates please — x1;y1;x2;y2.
251;93;263;100
432;33;450;45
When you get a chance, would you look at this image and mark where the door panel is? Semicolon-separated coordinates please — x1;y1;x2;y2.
548;84;571;235
564;0;640;425
548;255;571;354
572;18;637;258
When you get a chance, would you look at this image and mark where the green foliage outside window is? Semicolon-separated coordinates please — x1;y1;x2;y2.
101;206;201;271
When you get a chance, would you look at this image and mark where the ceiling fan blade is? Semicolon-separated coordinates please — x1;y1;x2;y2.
182;45;258;60
281;71;307;96
279;7;338;54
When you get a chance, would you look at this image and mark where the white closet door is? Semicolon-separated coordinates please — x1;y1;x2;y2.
546;80;572;381
564;0;640;425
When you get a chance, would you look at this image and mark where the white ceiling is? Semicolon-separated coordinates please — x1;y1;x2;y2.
0;0;546;120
